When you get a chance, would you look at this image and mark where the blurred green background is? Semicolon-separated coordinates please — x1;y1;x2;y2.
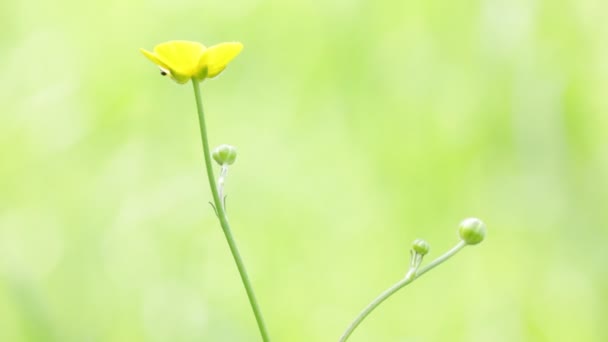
1;0;607;341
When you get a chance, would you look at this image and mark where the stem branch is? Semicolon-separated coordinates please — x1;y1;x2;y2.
339;240;467;342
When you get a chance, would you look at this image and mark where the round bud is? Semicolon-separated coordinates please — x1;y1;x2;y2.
212;144;237;166
412;238;430;256
458;217;486;245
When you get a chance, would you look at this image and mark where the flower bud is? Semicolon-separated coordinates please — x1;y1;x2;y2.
411;238;430;256
458;218;486;245
212;144;237;166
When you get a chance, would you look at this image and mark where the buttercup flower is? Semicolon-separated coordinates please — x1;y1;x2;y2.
140;40;243;84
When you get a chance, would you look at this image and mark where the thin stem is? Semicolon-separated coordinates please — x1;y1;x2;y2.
338;274;415;342
417;240;466;277
338;240;467;342
192;79;271;342
218;164;228;209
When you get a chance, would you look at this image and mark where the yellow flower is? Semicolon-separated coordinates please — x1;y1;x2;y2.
140;40;243;84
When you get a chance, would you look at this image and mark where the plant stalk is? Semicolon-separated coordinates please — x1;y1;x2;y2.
192;79;271;342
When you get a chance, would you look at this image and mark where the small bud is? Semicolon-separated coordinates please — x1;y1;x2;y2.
212;144;237;166
411;239;430;256
458;217;486;245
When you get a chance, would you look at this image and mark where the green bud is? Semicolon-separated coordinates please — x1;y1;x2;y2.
212;144;237;166
412;238;430;256
458;217;486;245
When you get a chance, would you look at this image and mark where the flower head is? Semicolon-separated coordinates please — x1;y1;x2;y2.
140;40;243;84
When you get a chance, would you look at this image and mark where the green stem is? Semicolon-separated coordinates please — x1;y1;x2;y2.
192;79;271;342
339;240;467;342
417;240;466;277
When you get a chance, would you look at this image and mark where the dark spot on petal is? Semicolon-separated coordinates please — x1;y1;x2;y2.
160;71;167;76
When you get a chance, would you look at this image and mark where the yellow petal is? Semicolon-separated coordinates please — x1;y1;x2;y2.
140;48;183;83
153;41;206;77
198;42;243;79
140;48;171;70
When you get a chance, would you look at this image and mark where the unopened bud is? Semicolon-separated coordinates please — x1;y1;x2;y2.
412;239;430;256
458;218;486;245
212;144;237;166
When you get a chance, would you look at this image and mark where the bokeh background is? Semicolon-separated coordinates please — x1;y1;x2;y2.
1;0;607;341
